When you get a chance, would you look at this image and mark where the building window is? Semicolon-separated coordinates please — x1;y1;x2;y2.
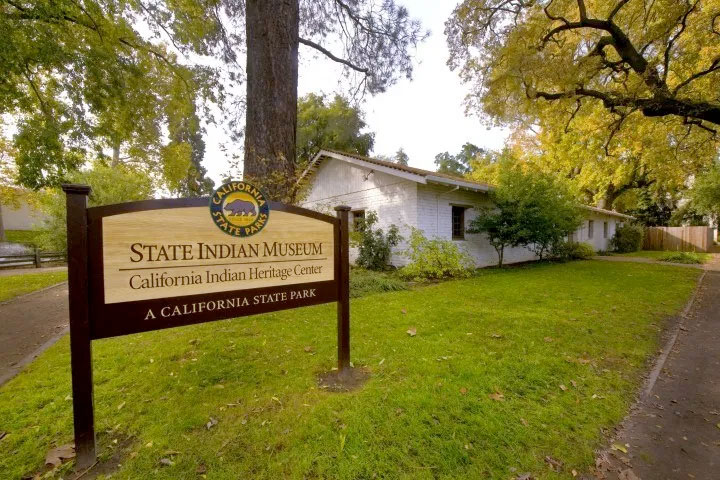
588;220;594;239
603;221;608;239
452;206;465;240
351;209;365;231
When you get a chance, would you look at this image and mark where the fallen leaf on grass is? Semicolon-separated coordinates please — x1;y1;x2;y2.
489;391;505;401
196;464;207;474
206;417;218;430
460;387;468;395
611;443;628;454
571;469;578;477
515;474;535;480
45;444;75;467
303;346;313;353
559;384;568;391
406;328;417;337
544;456;563;472
117;401;126;410
164;450;181;456
490;333;503;339
570;380;577;388
543;337;553;342
0;432;6;441
401;309;407;314
159;458;174;467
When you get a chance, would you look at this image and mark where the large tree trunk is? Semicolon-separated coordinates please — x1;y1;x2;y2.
244;0;299;202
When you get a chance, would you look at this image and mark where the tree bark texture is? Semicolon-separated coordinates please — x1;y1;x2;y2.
244;0;299;202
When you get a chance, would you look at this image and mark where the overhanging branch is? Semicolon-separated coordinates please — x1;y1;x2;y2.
299;37;369;74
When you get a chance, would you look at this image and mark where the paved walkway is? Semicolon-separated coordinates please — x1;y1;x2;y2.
595;268;720;479
0;283;68;385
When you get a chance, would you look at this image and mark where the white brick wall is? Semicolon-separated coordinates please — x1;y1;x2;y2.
301;158;627;268
300;159;417;265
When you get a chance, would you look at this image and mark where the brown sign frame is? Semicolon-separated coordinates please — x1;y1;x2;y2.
62;184;352;470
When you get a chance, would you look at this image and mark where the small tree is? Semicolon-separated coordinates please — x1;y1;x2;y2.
34;162;154;251
468;163;582;266
355;211;401;271
466;202;521;268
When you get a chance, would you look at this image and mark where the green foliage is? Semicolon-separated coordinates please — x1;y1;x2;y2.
551;241;595;261
393;148;409;166
2;0;216;191
434;142;482;176
448;1;720;210
468;162;582;266
4;230;42;246
349;268;408;298
355;211;401;271
34;162;154;251
659;251;705;264
688;162;720;219
610;224;645;253
296;93;375;165
400;228;474;281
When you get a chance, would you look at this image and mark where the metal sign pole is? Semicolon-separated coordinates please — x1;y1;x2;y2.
62;184;96;469
335;206;351;374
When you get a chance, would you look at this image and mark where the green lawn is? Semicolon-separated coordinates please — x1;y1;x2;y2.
4;230;42;246
0;270;68;302
614;250;712;263
0;261;699;479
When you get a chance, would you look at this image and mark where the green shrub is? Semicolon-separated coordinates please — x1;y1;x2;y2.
610;224;644;253
551;241;595;260
355;211;401;271
659;251;704;264
350;268;408;297
399;228;474;281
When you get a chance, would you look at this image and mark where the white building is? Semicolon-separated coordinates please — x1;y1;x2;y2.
299;149;634;267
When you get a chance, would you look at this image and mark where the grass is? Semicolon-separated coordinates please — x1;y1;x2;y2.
0;261;700;479
0;270;68;302
4;230;42;246
349;267;408;297
614;250;711;264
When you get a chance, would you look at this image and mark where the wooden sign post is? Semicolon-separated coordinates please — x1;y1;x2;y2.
62;182;352;470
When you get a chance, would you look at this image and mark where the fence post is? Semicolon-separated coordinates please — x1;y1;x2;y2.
61;184;96;470
334;206;351;375
34;246;41;268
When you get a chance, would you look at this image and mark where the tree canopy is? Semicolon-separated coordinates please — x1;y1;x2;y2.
447;0;720;208
1;0;217;192
434;142;483;176
296;93;375;165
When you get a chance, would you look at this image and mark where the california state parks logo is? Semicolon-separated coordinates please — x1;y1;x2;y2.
209;181;270;237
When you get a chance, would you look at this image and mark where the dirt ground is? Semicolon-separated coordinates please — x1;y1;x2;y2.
595;264;720;479
0;282;68;385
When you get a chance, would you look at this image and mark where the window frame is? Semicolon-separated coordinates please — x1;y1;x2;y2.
351;209;366;232
588;220;594;239
451;205;466;241
603;221;608;239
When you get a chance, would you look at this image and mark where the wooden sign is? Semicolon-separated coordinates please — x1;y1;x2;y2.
62;182;352;470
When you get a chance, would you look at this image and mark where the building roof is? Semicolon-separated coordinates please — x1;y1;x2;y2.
301;149;635;220
301;148;493;192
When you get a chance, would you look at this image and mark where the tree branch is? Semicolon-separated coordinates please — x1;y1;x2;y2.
299;37;369;73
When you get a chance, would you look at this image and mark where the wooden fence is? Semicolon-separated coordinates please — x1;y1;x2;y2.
0;249;66;268
643;226;714;253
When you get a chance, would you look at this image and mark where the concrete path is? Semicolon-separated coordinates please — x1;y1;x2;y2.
0;283;68;385
595;268;720;479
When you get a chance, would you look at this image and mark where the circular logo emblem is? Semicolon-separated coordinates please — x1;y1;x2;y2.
209;181;270;237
